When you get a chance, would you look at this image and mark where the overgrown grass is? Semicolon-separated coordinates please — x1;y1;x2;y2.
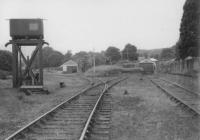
85;65;122;77
85;65;143;77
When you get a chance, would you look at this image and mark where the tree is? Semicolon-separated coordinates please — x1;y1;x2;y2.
72;51;90;72
39;47;64;67
144;52;148;59
94;52;106;66
178;0;200;59
122;43;138;61
88;52;106;66
0;50;12;71
42;47;54;67
63;50;72;62
105;46;121;63
48;51;64;67
160;48;175;60
150;54;159;59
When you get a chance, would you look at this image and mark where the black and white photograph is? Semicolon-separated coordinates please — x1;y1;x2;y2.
0;0;200;139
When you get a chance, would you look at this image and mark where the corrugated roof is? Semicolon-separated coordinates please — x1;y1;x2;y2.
62;60;78;66
150;58;158;62
139;59;154;64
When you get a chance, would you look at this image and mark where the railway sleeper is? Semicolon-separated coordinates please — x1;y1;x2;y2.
98;105;111;109
93;120;110;125
95;113;111;116
69;102;97;105
53;114;89;118
41;121;85;126
98;108;111;111
54;113;90;116
26;133;76;139
31;127;81;133
88;134;109;140
91;125;110;130
90;130;110;136
13;132;26;139
168;95;199;116
38;125;83;130
62;108;94;111
50;118;87;122
65;104;94;107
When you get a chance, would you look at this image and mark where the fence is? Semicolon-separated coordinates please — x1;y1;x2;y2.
157;57;200;76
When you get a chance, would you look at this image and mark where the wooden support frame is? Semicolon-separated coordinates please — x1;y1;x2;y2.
38;42;43;85
6;39;49;88
12;44;18;87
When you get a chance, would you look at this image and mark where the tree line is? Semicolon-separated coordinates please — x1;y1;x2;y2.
105;43;138;64
40;43;138;71
0;43;138;72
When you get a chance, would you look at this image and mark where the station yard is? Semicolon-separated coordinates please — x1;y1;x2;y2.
0;70;199;140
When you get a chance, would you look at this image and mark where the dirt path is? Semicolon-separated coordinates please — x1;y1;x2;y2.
110;74;200;140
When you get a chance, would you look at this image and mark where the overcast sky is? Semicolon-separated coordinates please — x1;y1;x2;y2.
0;0;186;54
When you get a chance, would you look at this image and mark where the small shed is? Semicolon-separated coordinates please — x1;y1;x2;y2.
61;60;78;73
139;59;156;73
150;58;158;62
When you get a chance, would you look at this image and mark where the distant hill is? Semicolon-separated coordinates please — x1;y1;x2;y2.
138;48;162;56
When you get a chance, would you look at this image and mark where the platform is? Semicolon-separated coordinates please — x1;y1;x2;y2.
20;85;49;95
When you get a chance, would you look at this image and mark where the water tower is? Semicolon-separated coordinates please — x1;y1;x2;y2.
5;19;49;93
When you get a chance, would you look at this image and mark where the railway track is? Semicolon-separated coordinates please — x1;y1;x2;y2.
150;77;200;116
84;94;112;140
159;78;199;97
80;78;126;140
5;77;126;140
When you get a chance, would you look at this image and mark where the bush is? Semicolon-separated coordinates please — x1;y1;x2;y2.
0;69;10;79
0;50;12;71
0;72;6;79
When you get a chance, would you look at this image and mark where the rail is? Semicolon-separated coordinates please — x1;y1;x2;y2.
5;82;103;140
159;78;199;97
79;77;127;140
150;78;200;116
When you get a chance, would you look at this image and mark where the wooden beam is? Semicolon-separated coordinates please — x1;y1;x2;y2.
11;39;44;46
12;44;18;88
20;85;43;89
26;46;39;81
19;46;22;85
38;43;43;85
8;39;47;87
17;46;36;81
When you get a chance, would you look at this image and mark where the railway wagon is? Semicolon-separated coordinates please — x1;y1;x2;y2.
139;61;156;74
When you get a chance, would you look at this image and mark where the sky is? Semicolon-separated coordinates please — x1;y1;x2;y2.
0;0;186;55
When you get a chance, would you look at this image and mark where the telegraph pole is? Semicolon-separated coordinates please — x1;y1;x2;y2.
92;47;96;84
93;48;95;76
126;47;129;60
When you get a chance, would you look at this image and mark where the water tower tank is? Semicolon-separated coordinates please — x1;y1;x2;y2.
10;19;44;39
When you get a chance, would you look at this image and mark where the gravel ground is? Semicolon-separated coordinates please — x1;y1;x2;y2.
110;74;200;140
0;72;90;139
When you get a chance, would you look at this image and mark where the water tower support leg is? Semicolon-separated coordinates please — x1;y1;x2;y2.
12;44;18;88
38;43;43;85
